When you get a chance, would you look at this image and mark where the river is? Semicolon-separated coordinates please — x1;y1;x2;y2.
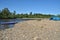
0;19;28;30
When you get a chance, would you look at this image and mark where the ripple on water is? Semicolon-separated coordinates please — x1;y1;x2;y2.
0;24;14;30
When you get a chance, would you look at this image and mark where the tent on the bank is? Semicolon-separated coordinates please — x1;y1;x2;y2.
50;16;60;21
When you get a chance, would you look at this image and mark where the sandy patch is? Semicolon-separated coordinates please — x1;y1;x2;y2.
0;19;60;40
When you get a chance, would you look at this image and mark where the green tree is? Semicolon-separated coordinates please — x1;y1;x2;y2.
0;10;2;18
1;8;11;18
30;12;32;15
57;14;60;17
13;11;16;18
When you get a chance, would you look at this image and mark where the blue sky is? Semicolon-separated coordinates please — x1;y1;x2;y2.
0;0;60;15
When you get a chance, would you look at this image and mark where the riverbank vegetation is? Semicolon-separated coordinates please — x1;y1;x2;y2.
0;8;59;19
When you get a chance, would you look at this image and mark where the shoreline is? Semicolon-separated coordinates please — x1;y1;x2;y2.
0;19;60;40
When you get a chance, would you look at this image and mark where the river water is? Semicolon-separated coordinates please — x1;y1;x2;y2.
0;19;28;30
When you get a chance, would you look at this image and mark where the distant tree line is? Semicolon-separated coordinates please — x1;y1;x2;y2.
0;8;58;19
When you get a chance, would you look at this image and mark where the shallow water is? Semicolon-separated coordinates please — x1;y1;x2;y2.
0;19;28;30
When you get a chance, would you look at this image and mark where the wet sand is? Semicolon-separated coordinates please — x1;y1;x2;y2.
0;19;60;40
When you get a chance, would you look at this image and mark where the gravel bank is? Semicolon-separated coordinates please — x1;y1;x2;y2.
0;19;60;40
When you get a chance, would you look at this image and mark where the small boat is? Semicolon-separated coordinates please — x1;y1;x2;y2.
0;22;17;25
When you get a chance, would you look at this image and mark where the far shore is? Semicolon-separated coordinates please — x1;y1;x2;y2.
17;18;49;20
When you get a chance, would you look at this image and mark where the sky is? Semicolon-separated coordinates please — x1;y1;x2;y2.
0;0;60;15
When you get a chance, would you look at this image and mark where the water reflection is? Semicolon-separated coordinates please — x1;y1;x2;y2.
0;19;28;29
0;24;14;30
0;19;29;30
0;19;18;30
